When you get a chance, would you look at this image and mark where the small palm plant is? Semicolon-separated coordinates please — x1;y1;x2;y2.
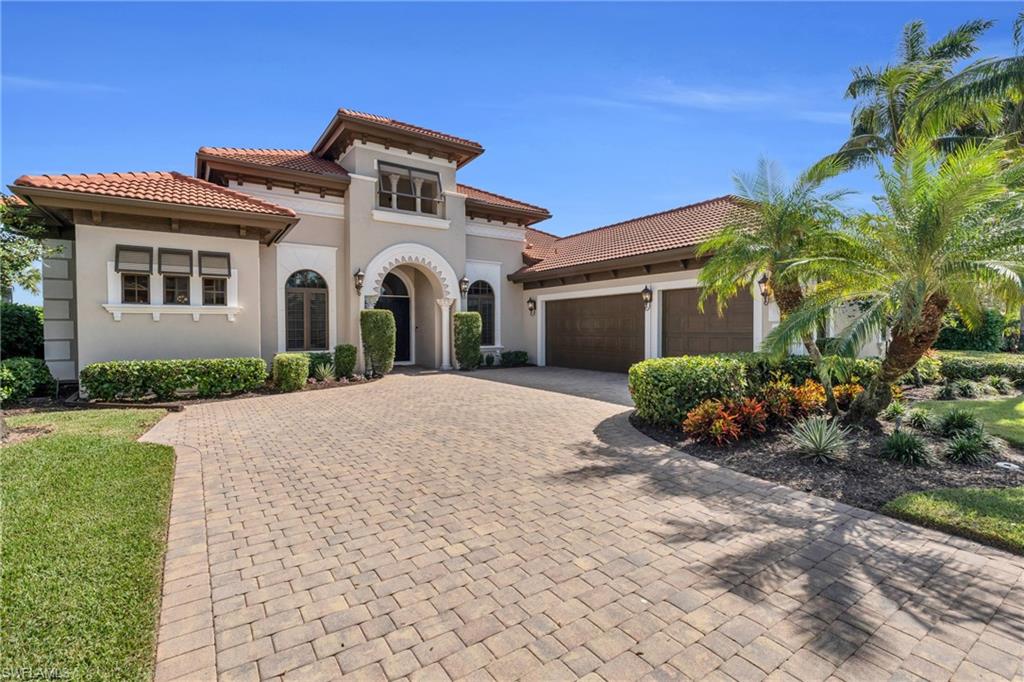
763;137;1024;422
788;416;849;463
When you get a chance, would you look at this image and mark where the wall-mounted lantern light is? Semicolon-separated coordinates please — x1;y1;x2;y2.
459;276;471;296
757;273;772;305
354;269;365;293
526;297;537;316
641;286;653;310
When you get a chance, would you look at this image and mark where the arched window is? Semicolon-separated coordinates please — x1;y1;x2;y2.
467;280;495;346
286;269;328;351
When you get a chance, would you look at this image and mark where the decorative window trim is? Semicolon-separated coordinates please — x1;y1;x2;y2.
158;248;193;275
115;245;152;273
198;251;232;277
104;261;240;321
465;259;502;348
275;243;338;352
371;208;450;230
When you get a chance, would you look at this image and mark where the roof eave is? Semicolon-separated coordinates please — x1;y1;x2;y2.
509;244;702;283
312;112;485;167
196;153;350;192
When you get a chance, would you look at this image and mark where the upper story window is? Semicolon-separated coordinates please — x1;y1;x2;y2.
377;163;444;217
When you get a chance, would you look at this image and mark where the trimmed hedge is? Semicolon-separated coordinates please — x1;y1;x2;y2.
361;309;395;376
629;356;748;426
937;351;1024;384
719;352;880;388
454;312;482;370
0;357;54;405
80;357;267;401
500;350;528;367
272;353;309;392
935;309;1005;352
0;302;44;359
334;344;357;379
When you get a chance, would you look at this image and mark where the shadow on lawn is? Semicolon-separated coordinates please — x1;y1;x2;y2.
549;412;1024;667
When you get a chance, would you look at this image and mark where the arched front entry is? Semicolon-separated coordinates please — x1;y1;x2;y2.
361;243;460;370
374;272;412;363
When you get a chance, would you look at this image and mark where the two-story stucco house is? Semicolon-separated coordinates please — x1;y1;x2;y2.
10;107;805;383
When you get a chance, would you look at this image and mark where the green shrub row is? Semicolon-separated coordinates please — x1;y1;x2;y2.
272;353;309;392
454;311;482;370
304;352;333;377
937;351;1024;384
361;309;396;376
934;309;1006;352
500;350;529;366
1;302;44;359
629;356;748;426
80;357;267;401
0;357;54;405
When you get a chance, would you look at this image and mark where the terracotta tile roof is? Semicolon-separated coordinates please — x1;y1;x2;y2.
523;226;560;264
517;195;751;275
459;183;550;217
13;171;296;217
198;147;349;178
339;108;483;150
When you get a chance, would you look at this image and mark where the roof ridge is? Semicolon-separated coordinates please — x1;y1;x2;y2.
15;170;176;185
199;146;312;155
338;107;483;149
458;182;550;214
170;172;296;216
553;194;744;241
525;225;560;239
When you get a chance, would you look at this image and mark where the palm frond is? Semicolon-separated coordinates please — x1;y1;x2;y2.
925;19;993;62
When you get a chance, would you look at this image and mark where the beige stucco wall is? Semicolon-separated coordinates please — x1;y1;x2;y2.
74;224;262;370
465;232;530;355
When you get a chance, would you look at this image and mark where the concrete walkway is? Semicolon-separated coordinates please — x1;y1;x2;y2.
145;368;1024;681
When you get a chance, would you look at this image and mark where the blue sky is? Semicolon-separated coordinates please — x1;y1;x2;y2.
3;2;1021;304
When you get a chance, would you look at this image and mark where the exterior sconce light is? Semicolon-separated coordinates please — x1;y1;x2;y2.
641;286;653;310
459;276;471;296
526;298;537;316
757;273;772;305
354;269;365;293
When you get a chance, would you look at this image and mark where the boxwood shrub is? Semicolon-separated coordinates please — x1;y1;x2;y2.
937;351;1024;384
80;357;267;401
272;353;309;392
629;356;748;426
0;357;54;405
334;344;357;379
361;309;395;376
0;301;44;359
500;350;529;366
454;311;482;370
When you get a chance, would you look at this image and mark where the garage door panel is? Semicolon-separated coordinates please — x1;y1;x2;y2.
662;288;753;357
546;294;644;373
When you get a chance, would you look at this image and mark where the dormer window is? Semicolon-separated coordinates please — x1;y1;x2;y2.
377;163;444;217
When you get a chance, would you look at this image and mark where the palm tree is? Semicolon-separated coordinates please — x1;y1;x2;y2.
763;137;1024;422
840;19;997;166
696;156;850;413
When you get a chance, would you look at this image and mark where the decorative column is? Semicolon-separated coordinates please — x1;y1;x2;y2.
437;297;454;370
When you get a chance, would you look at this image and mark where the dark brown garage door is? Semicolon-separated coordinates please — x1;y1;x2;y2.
546;294;645;372
662;289;753;356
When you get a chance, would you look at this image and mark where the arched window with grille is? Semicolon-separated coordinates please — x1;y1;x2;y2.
467;280;495;346
285;269;328;351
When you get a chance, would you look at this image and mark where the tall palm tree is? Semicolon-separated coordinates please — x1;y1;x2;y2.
696;156;850;413
763;137;1024;422
840;19;998;165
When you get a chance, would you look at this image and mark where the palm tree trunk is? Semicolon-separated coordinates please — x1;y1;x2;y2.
846;293;949;422
773;282;840;415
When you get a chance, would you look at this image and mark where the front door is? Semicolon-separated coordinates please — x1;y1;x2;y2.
375;272;411;363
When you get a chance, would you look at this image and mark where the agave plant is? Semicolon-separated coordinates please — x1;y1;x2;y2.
313;362;334;382
788;416;850;463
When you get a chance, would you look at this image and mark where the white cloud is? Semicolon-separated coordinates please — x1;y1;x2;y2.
3;75;123;93
634;76;780;111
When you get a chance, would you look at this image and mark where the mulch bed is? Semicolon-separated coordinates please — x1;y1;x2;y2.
631;414;1024;512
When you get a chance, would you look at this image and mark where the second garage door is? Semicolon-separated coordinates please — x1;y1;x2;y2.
662;288;753;356
546;294;645;373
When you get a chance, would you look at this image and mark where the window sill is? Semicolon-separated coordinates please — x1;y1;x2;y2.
103;303;242;322
371;208;450;230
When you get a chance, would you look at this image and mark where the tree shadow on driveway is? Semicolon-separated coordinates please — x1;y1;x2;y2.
546;412;1024;675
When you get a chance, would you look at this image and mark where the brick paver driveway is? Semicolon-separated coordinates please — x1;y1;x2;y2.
145;368;1024;681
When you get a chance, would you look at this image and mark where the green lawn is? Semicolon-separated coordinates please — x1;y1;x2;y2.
1;409;174;681
884;487;1024;555
917;395;1024;447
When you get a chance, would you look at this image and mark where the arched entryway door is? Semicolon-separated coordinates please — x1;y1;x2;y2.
285;269;329;351
374;272;412;363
